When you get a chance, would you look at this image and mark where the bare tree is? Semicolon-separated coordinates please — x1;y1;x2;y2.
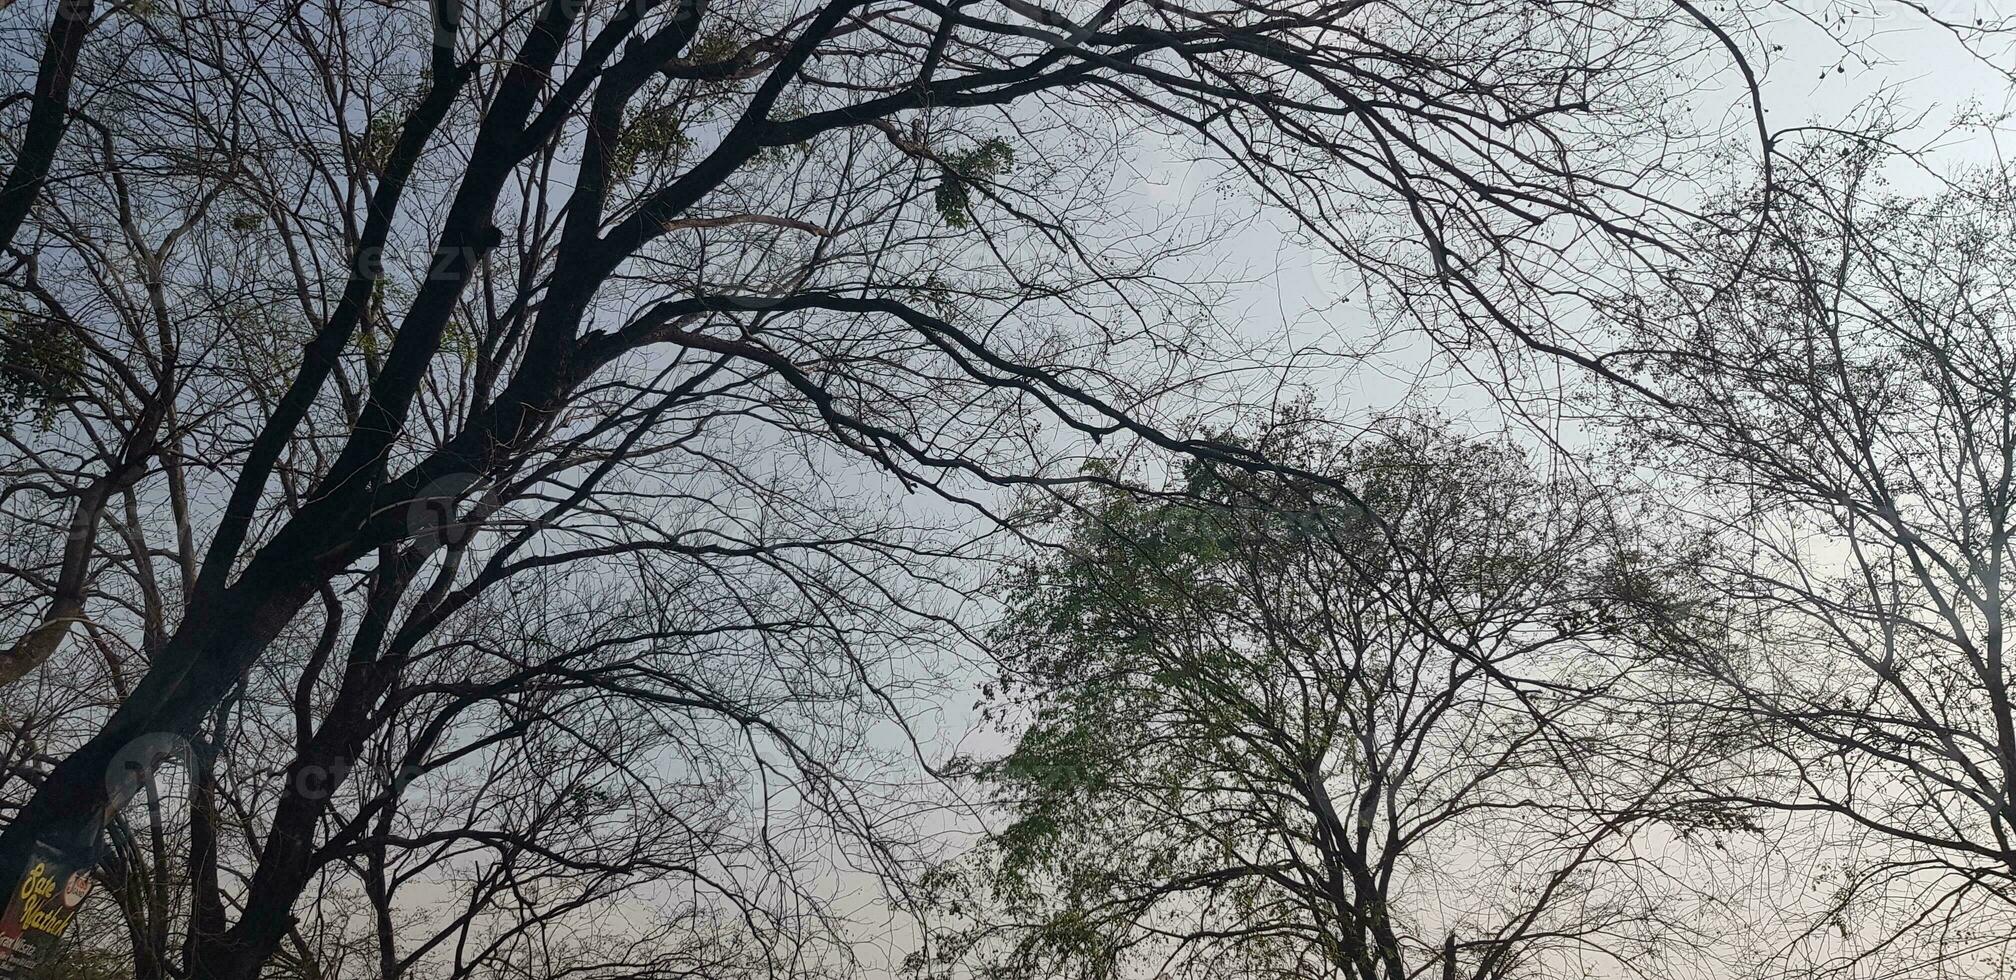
0;0;1976;978
1566;143;2016;976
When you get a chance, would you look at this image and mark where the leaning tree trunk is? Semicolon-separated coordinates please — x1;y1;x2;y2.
0;0;94;253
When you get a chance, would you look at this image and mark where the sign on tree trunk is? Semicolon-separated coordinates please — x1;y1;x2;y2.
0;840;91;977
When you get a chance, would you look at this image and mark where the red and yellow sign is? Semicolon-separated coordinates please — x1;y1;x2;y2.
0;841;92;977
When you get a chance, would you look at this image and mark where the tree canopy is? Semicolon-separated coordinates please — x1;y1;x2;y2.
0;1;2008;979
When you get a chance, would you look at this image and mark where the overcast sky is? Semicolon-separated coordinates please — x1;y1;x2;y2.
832;7;2016;978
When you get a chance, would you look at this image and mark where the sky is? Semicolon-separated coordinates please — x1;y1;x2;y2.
27;2;2012;977
834;5;2016;978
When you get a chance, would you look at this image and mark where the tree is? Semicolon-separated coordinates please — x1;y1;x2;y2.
0;0;1965;977
1576;146;2016;975
925;417;1744;980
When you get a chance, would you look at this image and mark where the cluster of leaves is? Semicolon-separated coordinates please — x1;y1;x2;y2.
0;315;82;429
934;138;1015;229
357;109;404;176
684;30;746;66
611;108;695;182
